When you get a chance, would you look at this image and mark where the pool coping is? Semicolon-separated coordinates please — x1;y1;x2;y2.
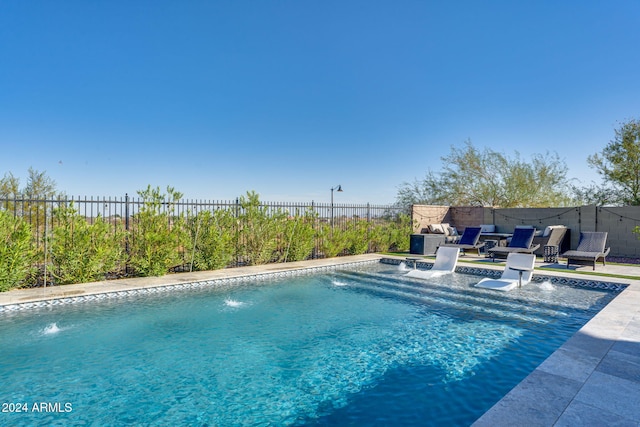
0;254;383;310
1;253;639;425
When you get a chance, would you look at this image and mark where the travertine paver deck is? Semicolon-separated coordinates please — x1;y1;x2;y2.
1;253;638;425
469;257;640;426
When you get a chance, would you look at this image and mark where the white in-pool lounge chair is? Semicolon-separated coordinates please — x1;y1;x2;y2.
475;253;536;292
405;247;460;279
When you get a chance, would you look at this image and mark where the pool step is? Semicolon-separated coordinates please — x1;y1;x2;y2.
337;269;571;317
330;271;557;325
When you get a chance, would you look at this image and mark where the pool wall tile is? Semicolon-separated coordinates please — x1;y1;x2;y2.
0;260;379;312
2;258;627;313
379;257;628;292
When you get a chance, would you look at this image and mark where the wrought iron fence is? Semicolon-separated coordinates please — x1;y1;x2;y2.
0;194;406;270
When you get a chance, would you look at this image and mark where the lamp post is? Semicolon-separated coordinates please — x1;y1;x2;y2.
330;185;343;229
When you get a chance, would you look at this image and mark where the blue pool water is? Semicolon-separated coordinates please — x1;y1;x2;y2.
0;262;619;426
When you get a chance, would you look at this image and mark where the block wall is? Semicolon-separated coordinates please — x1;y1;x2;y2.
448;206;485;232
412;204;640;257
492;206;584;247
594;206;640;257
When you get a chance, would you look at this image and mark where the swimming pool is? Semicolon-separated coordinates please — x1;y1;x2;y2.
0;260;623;426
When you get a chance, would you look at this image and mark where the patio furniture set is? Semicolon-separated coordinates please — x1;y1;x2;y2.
410;223;610;270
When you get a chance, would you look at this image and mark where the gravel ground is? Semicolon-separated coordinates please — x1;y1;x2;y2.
606;256;640;265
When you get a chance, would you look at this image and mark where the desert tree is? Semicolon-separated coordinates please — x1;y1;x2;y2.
586;118;640;205
396;140;575;210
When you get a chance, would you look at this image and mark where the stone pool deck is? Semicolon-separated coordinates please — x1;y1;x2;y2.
1;253;639;426
465;255;640;427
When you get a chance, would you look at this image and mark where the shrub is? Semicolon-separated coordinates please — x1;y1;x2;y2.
50;203;124;285
344;219;370;255
0;210;35;291
188;209;236;270
369;221;394;253
281;209;317;262
128;186;188;276
238;191;285;265
318;223;349;258
384;213;414;252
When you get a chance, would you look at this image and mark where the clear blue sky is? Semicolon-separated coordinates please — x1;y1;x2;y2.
1;1;639;204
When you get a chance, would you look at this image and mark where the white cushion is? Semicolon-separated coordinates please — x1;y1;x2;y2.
429;224;445;234
480;224;495;233
543;225;564;237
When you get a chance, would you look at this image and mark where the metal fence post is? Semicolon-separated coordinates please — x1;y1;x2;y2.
125;193;130;257
235;197;240;267
311;200;316;259
367;203;371;253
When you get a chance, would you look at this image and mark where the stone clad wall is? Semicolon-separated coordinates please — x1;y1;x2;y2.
412;204;640;257
412;206;485;234
411;205;453;233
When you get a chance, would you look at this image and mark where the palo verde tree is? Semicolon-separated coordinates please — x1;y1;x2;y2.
396;140;575;209
0;167;59;201
586;118;640;205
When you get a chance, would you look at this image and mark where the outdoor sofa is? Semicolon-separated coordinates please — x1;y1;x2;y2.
419;223;460;243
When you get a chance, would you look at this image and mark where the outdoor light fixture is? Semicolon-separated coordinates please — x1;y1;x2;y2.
330;185;343;229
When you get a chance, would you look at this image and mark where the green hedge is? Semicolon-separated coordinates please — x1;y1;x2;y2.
0;189;412;291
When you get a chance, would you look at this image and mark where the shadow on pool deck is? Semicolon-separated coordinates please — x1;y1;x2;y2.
1;253;639;426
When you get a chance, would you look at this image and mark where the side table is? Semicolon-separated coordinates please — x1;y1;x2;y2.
544;245;559;263
483;239;498;257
